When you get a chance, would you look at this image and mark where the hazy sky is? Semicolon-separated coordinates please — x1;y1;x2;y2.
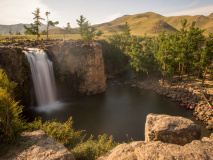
0;0;213;28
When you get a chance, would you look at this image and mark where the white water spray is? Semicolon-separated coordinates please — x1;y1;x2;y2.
25;48;57;107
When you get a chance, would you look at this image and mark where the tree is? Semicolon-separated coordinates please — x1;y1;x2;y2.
76;15;96;44
0;69;24;143
45;11;59;40
201;33;213;86
96;29;104;37
8;28;12;35
16;31;21;35
63;22;72;41
123;22;131;37
64;22;71;34
23;8;44;39
41;30;47;35
76;15;86;36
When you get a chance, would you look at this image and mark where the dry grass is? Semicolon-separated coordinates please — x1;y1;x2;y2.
93;12;213;36
0;34;81;41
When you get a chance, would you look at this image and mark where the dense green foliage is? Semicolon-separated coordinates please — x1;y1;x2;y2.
25;117;84;148
107;20;213;83
25;117;117;160
0;69;24;143
71;134;117;160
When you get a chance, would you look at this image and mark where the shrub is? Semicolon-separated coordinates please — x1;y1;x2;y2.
0;69;24;143
25;117;85;148
71;134;118;160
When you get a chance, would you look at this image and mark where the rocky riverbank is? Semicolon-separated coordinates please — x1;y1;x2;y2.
129;79;213;130
98;113;213;160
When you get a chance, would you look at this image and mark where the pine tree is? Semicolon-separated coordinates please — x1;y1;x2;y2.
76;15;96;44
23;8;44;39
123;22;131;37
16;31;21;35
8;28;12;35
96;29;104;37
76;15;86;37
201;33;213;86
46;12;59;40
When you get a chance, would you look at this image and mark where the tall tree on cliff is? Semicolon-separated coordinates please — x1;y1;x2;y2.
76;15;96;44
23;8;44;40
63;22;71;41
45;11;59;40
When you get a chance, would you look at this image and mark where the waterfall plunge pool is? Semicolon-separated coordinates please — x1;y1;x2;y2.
23;84;212;142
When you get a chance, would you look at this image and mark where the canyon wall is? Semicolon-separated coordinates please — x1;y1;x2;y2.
45;40;106;96
0;47;31;106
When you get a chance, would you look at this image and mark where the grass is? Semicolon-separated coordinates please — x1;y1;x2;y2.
0;34;81;41
93;12;212;36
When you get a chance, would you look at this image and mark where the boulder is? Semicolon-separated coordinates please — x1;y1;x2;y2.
145;113;201;145
13;130;75;160
98;138;213;160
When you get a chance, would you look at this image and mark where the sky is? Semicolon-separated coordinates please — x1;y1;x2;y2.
0;0;213;28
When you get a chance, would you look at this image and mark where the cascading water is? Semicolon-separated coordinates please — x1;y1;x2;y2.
24;48;57;108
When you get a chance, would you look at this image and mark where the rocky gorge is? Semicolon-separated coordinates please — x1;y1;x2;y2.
0;40;106;106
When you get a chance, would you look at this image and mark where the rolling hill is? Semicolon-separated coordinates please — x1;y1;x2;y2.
0;23;58;35
94;12;213;35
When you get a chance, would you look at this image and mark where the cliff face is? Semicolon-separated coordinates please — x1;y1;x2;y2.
0;47;31;106
45;40;106;96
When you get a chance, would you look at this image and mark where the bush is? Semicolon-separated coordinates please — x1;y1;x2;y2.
0;69;24;143
25;117;85;148
71;134;118;160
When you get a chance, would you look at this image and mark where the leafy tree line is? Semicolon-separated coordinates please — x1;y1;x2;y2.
107;20;213;85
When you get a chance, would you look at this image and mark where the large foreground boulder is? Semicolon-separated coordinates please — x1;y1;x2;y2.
145;113;201;145
13;130;75;160
98;137;213;160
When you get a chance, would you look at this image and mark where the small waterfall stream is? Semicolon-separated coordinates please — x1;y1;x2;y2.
25;48;57;107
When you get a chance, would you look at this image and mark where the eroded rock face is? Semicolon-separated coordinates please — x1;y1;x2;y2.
45;40;106;96
145;113;201;145
0;47;31;106
13;130;75;160
98;138;213;160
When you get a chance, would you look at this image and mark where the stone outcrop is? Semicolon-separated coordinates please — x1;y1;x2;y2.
0;47;31;106
13;130;75;160
98;114;213;160
145;113;201;145
98;137;213;160
45;40;106;96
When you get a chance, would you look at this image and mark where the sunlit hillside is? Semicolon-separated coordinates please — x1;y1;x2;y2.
93;12;213;36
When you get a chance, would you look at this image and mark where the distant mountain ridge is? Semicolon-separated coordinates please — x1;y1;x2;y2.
0;23;58;35
1;12;213;35
94;12;213;35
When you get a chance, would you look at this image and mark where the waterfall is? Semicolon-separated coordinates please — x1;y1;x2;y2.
25;48;57;107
